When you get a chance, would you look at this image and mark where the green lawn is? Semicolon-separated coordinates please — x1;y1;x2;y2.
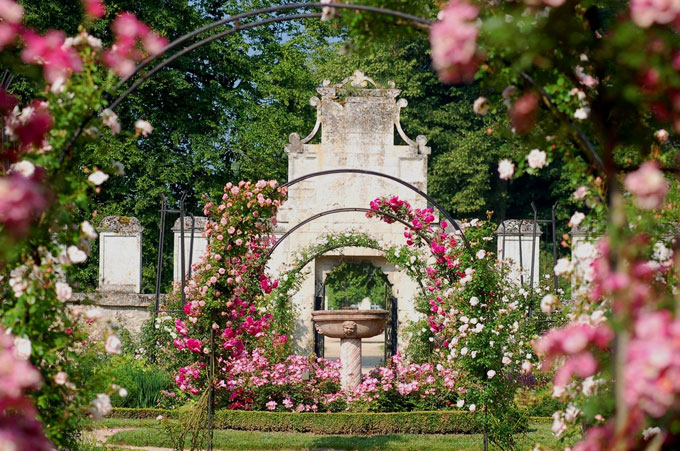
105;423;574;450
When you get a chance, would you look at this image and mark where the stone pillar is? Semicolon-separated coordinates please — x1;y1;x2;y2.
495;220;542;288
340;337;362;391
98;216;143;293
172;217;208;283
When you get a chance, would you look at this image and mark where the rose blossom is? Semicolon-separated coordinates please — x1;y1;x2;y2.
9;160;35;177
105;335;122;355
54;371;67;385
573;186;588;200
473;96;489;115
92;393;112;417
13;336;31;360
55;282;72;302
134;119;153;136
88;170;109;185
487;370;496;379
429;1;480;83
527;149;547;169
624;161;668;209
497;159;515;180
655;129;669;142
510;92;539;133
554;258;572;276
569;211;586;227
630;0;680;27
67;245;87;263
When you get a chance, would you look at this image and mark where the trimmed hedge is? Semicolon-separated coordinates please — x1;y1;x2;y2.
110;408;552;435
111;407;178;419
214;410;478;435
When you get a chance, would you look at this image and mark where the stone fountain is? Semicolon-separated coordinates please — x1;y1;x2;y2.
312;309;389;390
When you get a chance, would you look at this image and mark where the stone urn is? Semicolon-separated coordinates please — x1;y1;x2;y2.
312;309;388;390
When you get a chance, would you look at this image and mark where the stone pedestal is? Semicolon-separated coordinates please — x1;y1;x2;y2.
312;309;388;391
98;216;143;293
340;338;362;391
172;217;208;283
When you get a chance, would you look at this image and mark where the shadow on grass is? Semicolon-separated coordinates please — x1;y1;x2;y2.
108;424;568;450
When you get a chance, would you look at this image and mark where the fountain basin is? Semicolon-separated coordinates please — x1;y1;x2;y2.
312;309;388;339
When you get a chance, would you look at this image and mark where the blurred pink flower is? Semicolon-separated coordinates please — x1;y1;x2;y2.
21;30;83;83
630;0;680;28
0;175;47;237
510;92;539;133
82;0;106;18
624;161;668;209
429;1;479;83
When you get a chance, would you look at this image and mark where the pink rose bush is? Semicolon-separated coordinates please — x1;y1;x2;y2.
165;180;288;405
218;348;461;413
366;196;547;447
0;327;52;451
0;0;166;447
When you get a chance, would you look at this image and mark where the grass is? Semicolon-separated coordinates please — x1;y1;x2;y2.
105;423;575;450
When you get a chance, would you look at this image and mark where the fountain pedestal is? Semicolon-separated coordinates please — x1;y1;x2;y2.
312;309;388;391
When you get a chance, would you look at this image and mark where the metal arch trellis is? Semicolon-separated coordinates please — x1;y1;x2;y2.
263;206;435;261
281;169;470;250
61;2;433;159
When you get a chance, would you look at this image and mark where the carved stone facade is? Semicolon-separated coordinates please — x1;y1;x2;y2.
268;72;428;354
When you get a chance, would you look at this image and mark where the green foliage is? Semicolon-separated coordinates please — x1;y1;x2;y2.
325;261;390;310
213;409;480;435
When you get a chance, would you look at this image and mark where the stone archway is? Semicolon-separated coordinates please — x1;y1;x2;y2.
268;72;430;354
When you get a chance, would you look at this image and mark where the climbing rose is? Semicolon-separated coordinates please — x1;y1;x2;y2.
21;30;83;84
105;335;121;355
569;212;586;227
624;161;668;210
497;159;515;180
655;129;669;142
134;119;153;136
473;96;488;115
82;0;106;18
88;170;109;185
527;149;547;169
55;282;72;302
573;186;588;200
630;0;680;28
0;175;47;237
429;0;479;83
0;0;24;23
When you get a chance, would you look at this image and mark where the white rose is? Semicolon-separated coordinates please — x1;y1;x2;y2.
92;394;113;417
540;294;558;314
569;211;586;227
13;336;31;360
473;97;489;115
9;160;35;177
105;335;122;355
86;308;103;321
527;149;547;169
134;119;153;137
574;107;590;120
67;245;87;264
54;371;68;385
497;159;515;180
654;129;669;143
469;296;479;306
81;221;98;240
456;399;464;408
88;170;109;186
119;388;128;398
469;404;476;412
55;282;73;302
476;249;486;260
487;370;496;379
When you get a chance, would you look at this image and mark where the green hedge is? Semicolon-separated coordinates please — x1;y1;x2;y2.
213;410;478;435
111;408;552;435
111;407;178;419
